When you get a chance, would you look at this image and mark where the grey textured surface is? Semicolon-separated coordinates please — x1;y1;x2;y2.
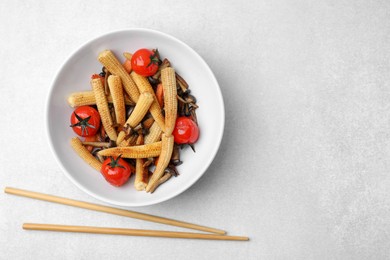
1;0;390;259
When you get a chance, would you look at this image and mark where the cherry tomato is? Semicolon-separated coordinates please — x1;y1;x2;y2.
172;117;199;144
70;106;101;137
131;48;160;76
101;155;132;187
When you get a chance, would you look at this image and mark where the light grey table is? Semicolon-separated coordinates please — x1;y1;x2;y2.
1;1;389;259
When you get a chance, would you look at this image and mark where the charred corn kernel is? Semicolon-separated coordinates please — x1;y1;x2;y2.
123;52;133;60
67;91;135;107
98;50;140;102
161;67;177;136
146;134;174;192
98;141;162;158
116;92;154;145
70;137;102;171
91;78;117;141
144;122;162;144
134;135;149;191
107;75;126;127
131;71;166;132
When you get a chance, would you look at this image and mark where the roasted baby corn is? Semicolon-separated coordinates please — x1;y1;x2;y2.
98;50;140;103
67;91;135;107
70;137;102;171
91;78;118;141
124;92;154;129
135;160;149;191
67;91;96;107
116;92;154;145
98;141;162;158
134;135;149;191
144;121;162;144
161;67;177;136
107;75;126;127
130;71;166;132
146;134;174;192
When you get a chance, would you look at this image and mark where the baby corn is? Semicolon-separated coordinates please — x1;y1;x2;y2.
135;158;149;190
67;91;96;107
144;121;162;144
134;135;149;191
161;67;177;136
91;78;117;141
131;71;166;132
107;75;126;127
70;137;102;171
146;134;174;192
125;92;154;128
107;75;126;125
98;50;140;102
98;141;162;158
116;92;154;145
67;91;134;107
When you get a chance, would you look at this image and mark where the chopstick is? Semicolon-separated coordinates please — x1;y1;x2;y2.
4;187;225;235
23;223;249;241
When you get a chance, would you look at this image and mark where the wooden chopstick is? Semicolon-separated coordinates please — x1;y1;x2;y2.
23;223;249;241
4;187;225;235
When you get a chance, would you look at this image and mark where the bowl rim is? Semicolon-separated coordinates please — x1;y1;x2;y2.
45;28;225;207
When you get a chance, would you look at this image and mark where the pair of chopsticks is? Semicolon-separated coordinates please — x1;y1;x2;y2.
4;187;249;241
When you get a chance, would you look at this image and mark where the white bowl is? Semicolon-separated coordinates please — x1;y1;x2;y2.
46;29;224;207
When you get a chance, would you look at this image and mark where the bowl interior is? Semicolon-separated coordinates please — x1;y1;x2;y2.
46;29;224;206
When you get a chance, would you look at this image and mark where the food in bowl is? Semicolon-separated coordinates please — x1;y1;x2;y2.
67;48;199;193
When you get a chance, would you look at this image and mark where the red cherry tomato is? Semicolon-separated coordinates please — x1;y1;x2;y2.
70;106;101;137
172;117;199;144
101;156;132;187
131;48;160;76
